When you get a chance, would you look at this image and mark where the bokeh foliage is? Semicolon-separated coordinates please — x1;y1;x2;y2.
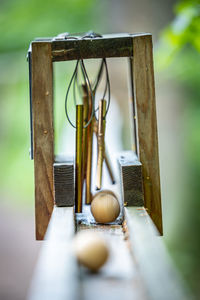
156;0;200;296
0;0;102;53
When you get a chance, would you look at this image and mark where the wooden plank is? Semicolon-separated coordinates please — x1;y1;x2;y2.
28;206;189;300
28;206;78;300
125;207;190;300
51;33;151;62
132;35;163;234
77;215;147;300
29;33;153;62
53;161;75;207
32;42;54;240
51;34;132;61
118;151;144;206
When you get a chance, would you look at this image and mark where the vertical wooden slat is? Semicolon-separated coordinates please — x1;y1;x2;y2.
32;42;54;240
132;35;163;234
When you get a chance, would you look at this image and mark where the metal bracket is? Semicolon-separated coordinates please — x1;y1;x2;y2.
27;46;33;160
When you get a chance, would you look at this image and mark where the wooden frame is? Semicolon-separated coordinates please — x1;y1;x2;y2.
29;33;162;239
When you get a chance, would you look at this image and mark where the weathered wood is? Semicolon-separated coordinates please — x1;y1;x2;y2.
32;42;54;240
125;207;190;300
29;205;189;300
118;151;144;206
51;34;133;62
53;157;75;207
77;208;147;300
51;33;152;62
132;35;163;234
28;206;78;300
30;33;153;63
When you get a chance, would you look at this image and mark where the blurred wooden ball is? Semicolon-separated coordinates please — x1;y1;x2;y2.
91;190;120;223
73;230;109;272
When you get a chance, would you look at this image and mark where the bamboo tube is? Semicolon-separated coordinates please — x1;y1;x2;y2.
93;119;115;184
104;151;115;184
96;99;107;190
85;92;93;204
75;105;83;213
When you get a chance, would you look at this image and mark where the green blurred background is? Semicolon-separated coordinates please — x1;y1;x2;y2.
0;0;200;299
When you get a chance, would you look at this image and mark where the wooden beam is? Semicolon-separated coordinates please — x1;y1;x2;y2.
30;33;153;62
132;35;163;234
28;207;78;300
32;42;54;240
125;207;190;300
51;34;132;61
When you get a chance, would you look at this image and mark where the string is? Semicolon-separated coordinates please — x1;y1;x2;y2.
65;59;95;129
64;31;111;128
93;58;111;120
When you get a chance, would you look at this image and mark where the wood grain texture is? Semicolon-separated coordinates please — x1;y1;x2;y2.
28;206;78;300
118;151;144;206
51;35;132;61
30;33;152;62
28;206;189;300
132;35;163;234
77;207;147;300
125;207;190;300
32;42;54;240
53;158;74;207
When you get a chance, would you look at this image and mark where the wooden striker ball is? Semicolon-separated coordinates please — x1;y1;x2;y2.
91;190;120;223
73;230;109;272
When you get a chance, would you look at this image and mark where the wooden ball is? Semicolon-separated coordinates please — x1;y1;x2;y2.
73;230;109;272
91;190;120;223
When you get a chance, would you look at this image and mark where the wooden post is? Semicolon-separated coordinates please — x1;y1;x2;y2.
32;42;54;240
132;35;163;234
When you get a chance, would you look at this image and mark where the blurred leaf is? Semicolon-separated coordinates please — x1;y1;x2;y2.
0;0;101;53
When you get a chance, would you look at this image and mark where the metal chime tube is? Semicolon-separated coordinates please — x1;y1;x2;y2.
75;104;83;213
82;84;88;182
85;91;93;204
96;99;107;189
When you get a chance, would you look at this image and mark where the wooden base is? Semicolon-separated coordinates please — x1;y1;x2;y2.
28;205;189;300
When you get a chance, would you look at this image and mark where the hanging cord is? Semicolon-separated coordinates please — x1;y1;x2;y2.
65;60;79;128
65;59;95;129
93;58;111;120
72;63;85;107
65;31;110;127
93;59;104;93
66;31;111;119
80;60;95;127
102;58;111;118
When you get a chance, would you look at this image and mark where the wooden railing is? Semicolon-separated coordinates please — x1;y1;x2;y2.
28;206;190;300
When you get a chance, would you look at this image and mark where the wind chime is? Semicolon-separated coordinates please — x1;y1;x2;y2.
64;50;115;214
28;32;162;240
